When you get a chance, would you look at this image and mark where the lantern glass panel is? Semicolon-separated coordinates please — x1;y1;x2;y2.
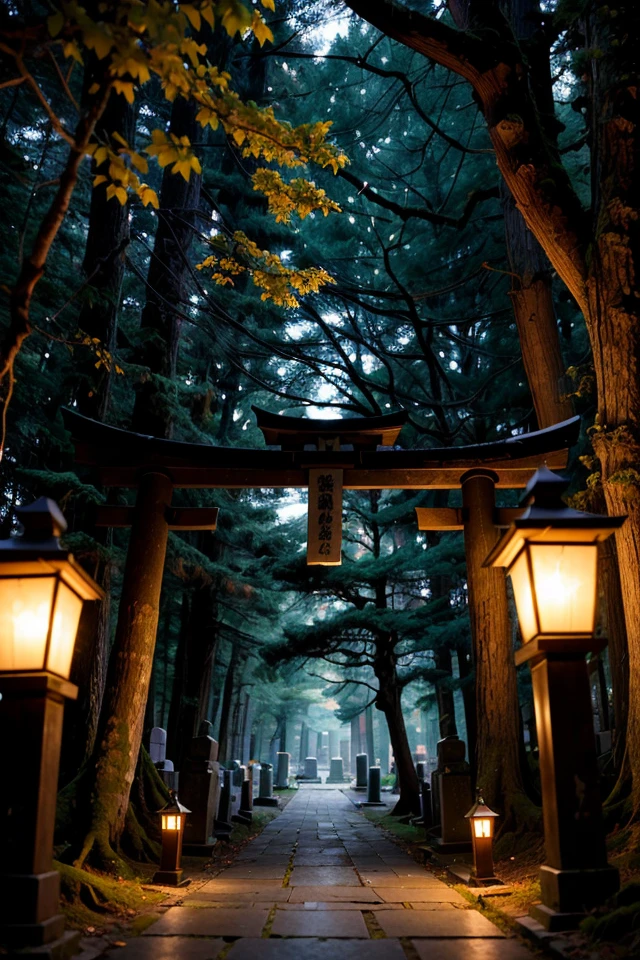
0;575;56;672
48;580;83;678
474;818;491;838
162;814;181;831
509;551;537;643
529;543;598;637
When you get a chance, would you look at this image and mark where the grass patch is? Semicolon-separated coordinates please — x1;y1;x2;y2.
361;810;423;845
57;860;164;932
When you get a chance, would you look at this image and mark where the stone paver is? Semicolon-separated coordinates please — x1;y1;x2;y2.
106;939;225;959
412;940;534;960
375;909;505;938
227;941;407;960
271;910;370;938
143;907;269;937
118;783;534;960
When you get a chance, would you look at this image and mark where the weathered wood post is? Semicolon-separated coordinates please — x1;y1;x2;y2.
87;470;173;848
461;469;523;809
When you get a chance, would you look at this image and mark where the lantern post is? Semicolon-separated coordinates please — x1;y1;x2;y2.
0;498;104;957
485;467;624;930
465;797;499;883
153;792;191;887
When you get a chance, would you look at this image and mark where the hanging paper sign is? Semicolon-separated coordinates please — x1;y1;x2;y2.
307;468;343;566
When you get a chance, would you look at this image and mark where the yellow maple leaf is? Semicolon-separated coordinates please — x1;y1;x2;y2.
261;0;276;10
137;184;159;208
250;11;273;46
180;3;201;30
113;80;135;103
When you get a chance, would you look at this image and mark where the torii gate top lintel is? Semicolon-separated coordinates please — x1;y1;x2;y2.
62;409;579;491
251;405;409;450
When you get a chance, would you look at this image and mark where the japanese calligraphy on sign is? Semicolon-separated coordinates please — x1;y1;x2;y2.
307;468;343;565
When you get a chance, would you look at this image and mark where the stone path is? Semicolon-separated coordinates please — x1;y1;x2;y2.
111;785;535;959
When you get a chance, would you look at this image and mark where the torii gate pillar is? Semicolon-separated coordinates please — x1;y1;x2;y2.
460;469;522;802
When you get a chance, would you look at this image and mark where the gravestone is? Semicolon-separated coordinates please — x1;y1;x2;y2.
355;752;368;790
214;768;233;837
326;756;346;783
275;751;290;789
416;760;426;781
149;726;179;790
301;756;320;781
428;736;472;853
255;762;278;807
421;779;433;829
179;725;220;856
361;766;385;806
232;768;252;826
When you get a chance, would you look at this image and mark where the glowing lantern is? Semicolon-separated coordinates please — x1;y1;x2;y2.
0;498;103;679
485;467;624;652
465;797;499;881
153;792;191;887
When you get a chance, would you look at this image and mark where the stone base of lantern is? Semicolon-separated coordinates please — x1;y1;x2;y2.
151;869;191;887
325;777;350;783
254;797;279;807
528;864;620;931
1;929;82;959
447;863;509;894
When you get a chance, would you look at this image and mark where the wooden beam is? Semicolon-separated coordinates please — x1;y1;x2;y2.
415;507;465;530
95;505;219;530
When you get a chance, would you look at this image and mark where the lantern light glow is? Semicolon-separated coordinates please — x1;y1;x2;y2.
485;467;625;650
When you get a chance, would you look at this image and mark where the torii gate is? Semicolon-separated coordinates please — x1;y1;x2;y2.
62;407;579;777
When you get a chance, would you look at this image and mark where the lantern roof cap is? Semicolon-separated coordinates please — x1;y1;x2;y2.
0;497;104;600
159;790;191;816
465;796;499;819
485;466;626;568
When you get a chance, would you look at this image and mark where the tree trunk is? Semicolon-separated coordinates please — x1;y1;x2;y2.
462;470;527;826
377;675;421;816
131;98;202;438
599;535;629;770
434;647;458;739
365;704;375;764
75;472;172;868
374;638;420;815
456;640;477;767
60;558;112;785
587;7;640;806
217;644;238;764
76;91;135;420
166;587;191;767
501;182;573;428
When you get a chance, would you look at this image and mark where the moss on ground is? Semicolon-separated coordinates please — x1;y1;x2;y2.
56;860;164;932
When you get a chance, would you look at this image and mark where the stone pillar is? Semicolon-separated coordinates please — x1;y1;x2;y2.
275;752;290;789
421;780;432;829
180;732;220;855
367;766;382;803
350;717;360;773
416;760;426;781
355;753;368;790
340;738;351;774
328;729;339;760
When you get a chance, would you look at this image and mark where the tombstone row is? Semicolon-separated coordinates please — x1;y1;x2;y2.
148;725;281;854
